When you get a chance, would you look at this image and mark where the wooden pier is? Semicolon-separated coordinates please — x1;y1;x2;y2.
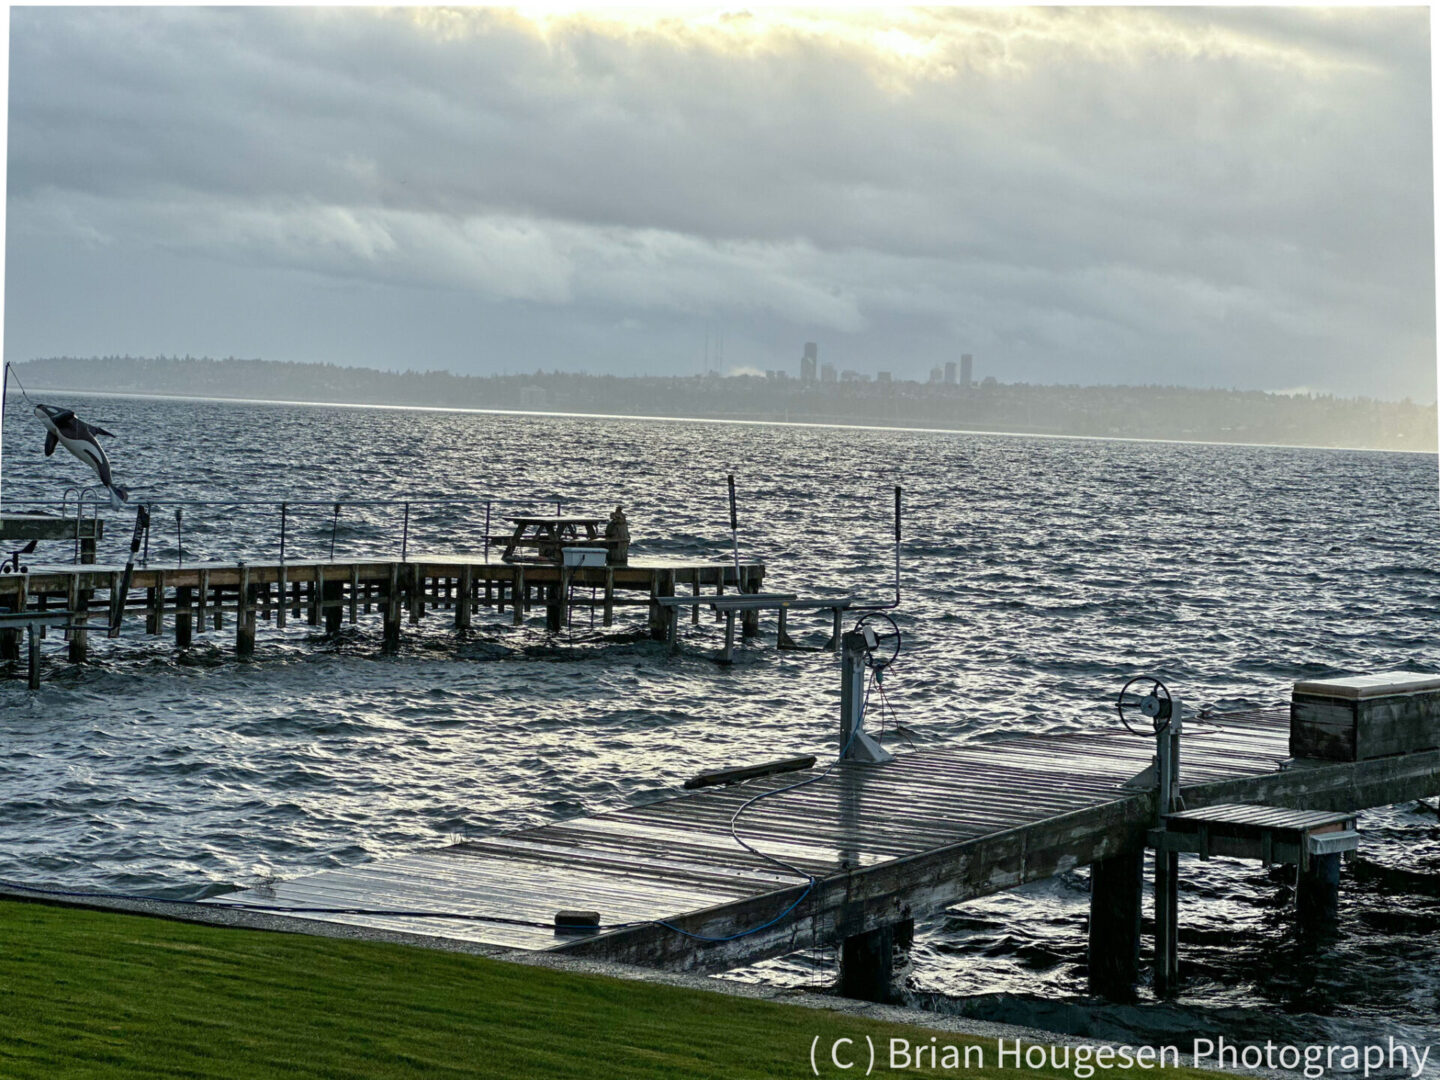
0;554;784;678
205;697;1440;1001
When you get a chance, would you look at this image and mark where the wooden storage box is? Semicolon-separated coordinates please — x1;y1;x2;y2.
1290;671;1440;761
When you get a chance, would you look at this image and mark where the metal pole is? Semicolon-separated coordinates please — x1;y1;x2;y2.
1154;703;1182;995
893;485;902;605
401;502;410;562
728;474;740;585
141;506;151;567
330;502;340;561
484;501;491;565
279;502;288;565
175;507;184;569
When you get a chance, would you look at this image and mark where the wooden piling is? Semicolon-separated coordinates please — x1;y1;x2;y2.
309;568;322;626
456;565;473;630
27;623;40;690
324;577;344;636
276;565;288;629
602;569;614;627
148;572;166;636
383;564;401;654
839;923;900;1003
1296;852;1341;928
349;566;360;624
741;567;761;639
408;565;423;625
1087;850;1144;1000
512;567;525;627
197;571;209;635
66;576;90;664
235;567;255;658
647;570;675;641
175;586;193;649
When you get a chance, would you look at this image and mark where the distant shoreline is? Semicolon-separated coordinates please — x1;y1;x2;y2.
11;355;1434;454
7;385;1434;457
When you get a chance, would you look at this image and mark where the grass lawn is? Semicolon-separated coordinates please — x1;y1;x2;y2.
0;900;1220;1079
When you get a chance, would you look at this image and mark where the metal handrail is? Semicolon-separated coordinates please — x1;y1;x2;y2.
0;495;570;566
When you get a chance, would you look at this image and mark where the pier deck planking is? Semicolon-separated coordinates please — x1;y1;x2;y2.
0;554;776;668
210;708;1440;973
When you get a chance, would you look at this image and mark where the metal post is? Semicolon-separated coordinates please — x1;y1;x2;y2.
893;485;902;605
484;501;492;565
273;503;288;630
839;632;894;763
330;502;340;561
175;507;184;569
401;502;410;562
1154;703;1182;995
727;474;740;584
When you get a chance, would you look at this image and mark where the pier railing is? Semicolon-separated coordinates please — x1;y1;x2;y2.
1;495;574;568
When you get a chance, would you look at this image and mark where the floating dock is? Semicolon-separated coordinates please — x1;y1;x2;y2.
200;696;1440;1002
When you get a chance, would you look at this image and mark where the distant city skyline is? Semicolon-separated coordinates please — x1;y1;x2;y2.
3;7;1434;402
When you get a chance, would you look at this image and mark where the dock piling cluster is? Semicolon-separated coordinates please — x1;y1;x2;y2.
0;557;775;678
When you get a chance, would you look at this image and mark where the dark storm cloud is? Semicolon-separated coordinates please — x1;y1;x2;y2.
5;6;1434;396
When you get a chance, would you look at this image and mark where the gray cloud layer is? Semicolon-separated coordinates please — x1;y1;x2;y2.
5;6;1434;398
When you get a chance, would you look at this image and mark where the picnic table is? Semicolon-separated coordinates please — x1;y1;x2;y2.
497;516;606;562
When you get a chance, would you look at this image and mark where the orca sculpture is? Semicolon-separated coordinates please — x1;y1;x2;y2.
34;403;129;506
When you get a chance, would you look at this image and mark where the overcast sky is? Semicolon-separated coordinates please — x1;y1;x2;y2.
3;6;1434;400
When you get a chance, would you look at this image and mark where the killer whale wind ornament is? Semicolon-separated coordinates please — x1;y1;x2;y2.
33;403;130;507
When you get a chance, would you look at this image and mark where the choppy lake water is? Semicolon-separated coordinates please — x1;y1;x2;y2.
2;394;1438;1059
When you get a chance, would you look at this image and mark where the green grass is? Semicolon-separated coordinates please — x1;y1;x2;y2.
1;900;1219;1079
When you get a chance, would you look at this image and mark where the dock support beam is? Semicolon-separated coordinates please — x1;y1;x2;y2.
1087;850;1144;999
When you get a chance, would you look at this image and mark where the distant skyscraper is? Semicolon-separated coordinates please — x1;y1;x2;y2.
960;354;973;388
801;342;818;382
944;361;957;385
929;366;944;383
821;363;836;383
